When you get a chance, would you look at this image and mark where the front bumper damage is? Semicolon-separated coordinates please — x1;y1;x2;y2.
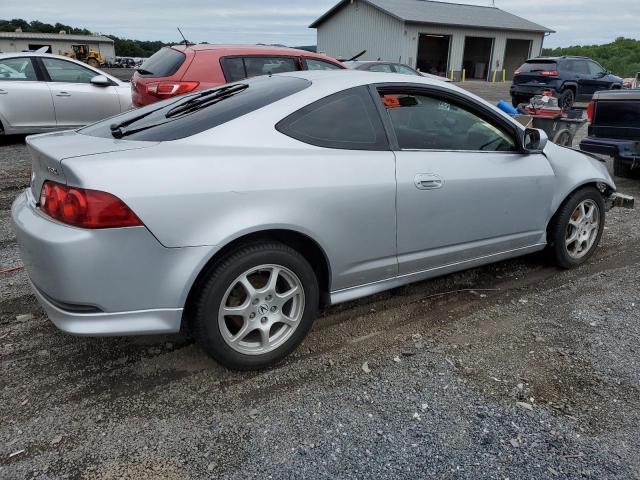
606;192;635;211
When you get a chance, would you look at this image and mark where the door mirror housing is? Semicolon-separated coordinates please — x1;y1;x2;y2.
90;75;111;87
519;127;548;153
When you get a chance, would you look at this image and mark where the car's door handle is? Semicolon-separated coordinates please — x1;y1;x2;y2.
0;89;7;94
56;91;71;97
414;173;444;190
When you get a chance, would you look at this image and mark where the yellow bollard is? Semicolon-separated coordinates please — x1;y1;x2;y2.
462;69;466;82
491;70;497;83
450;69;454;81
502;69;506;82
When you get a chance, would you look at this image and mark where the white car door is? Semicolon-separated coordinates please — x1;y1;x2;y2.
39;57;121;128
0;56;56;133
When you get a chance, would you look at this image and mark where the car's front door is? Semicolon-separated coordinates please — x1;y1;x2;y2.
376;86;555;275
39;57;121;128
0;56;55;132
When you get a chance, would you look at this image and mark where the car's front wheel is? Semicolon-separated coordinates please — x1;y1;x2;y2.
547;187;605;268
191;242;319;370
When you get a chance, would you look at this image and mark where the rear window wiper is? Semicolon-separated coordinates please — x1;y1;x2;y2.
136;68;154;75
110;108;163;138
165;84;248;118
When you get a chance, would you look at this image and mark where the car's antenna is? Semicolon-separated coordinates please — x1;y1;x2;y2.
177;27;191;46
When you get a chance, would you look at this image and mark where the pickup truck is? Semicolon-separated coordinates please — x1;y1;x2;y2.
580;90;640;178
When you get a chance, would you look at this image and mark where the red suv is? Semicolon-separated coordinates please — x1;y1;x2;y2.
131;45;345;107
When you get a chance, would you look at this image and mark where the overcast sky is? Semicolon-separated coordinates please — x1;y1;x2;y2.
3;0;638;48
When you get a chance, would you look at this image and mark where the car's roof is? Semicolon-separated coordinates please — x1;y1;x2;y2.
171;44;338;59
525;56;591;62
277;69;450;90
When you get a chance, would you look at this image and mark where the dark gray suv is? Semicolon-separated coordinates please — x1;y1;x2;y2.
510;56;623;109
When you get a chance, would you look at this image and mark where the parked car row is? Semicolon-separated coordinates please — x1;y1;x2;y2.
2;47;626;136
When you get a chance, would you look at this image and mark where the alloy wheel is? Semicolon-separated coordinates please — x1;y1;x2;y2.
218;264;305;355
565;199;600;259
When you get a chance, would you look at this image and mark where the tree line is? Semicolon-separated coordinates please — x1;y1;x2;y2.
542;37;640;78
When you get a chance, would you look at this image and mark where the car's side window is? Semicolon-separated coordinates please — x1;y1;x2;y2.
394;64;420;76
379;90;515;152
305;58;341;71
221;56;299;82
244;56;298;77
368;64;393;73
587;61;605;76
0;57;38;81
41;58;96;84
276;86;388;150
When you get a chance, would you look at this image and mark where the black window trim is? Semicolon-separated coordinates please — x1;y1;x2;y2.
220;55;303;83
276;85;391;151
370;82;521;154
0;56;42;82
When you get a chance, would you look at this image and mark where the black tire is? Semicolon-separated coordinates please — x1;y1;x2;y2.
558;89;575;110
87;58;99;68
190;242;319;370
552;128;573;147
547;186;605;268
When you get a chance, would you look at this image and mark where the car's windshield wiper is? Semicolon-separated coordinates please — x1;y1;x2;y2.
165;84;248;118
111;119;177;138
136;68;154;75
110;106;167;139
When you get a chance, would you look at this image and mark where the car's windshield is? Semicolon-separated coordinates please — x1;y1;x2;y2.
79;75;311;141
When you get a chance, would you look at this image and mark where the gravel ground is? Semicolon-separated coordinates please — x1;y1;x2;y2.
1;85;639;479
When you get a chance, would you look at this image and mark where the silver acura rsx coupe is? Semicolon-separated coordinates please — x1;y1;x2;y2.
12;70;633;369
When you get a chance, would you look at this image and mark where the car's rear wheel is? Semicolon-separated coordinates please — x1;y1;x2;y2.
558;89;575;110
191;242;319;370
547;187;605;268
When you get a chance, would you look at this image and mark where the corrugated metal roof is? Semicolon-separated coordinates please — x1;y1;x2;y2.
310;0;554;33
0;32;114;43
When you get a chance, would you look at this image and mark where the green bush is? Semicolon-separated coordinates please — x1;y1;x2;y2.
542;37;640;78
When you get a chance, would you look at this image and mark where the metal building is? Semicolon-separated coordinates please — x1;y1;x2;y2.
311;0;554;81
0;31;115;62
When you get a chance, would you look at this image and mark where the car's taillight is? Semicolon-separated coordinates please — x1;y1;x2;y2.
540;69;558;76
587;100;595;122
39;181;142;229
144;81;199;99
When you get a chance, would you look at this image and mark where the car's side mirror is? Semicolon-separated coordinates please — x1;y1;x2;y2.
90;75;111;87
519;127;548;153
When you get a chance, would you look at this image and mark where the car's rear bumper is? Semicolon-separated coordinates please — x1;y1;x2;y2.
30;280;183;335
580;137;640;160
11;190;213;335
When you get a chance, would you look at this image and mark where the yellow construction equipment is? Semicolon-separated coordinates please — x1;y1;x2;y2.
63;45;105;68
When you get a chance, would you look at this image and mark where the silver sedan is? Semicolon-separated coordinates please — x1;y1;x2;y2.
0;52;131;135
11;70;632;369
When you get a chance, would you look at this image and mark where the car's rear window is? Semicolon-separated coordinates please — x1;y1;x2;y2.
79;75;311;141
517;61;557;73
137;48;185;77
